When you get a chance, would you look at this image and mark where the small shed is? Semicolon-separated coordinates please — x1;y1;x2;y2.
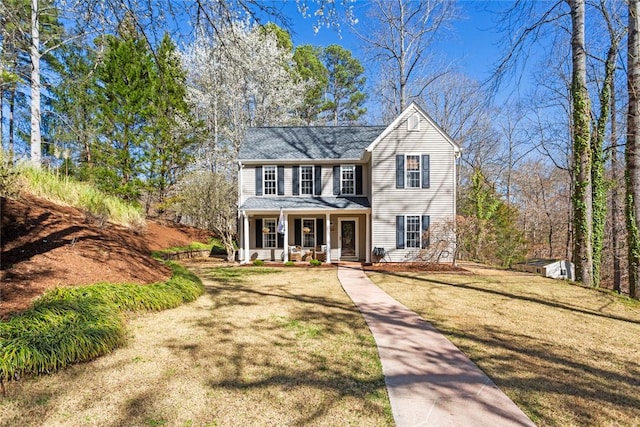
513;259;575;280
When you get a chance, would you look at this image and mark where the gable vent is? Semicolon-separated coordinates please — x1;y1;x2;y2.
408;113;420;131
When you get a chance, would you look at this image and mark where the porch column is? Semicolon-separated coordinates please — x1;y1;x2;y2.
283;212;289;262
325;213;331;263
243;211;250;264
365;211;371;264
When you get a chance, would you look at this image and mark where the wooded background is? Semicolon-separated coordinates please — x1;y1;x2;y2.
1;0;638;298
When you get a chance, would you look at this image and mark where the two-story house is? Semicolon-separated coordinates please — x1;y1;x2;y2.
237;103;461;264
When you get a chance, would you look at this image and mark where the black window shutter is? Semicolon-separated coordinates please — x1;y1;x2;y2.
333;166;340;195
355;165;363;195
316;218;324;245
294;219;302;246
422;155;430;188
314;165;322;196
277;166;285;195
255;219;263;248
396;155;404;188
396;216;405;249
277;230;284;248
421;215;430;248
292;166;300;195
255;166;263;196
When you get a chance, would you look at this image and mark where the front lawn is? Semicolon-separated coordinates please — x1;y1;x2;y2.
0;263;392;426
367;263;640;426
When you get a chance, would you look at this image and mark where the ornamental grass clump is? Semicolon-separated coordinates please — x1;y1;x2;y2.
0;262;203;385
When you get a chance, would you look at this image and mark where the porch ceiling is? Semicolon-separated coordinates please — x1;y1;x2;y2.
240;196;371;212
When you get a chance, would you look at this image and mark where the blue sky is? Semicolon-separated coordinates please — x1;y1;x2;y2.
282;1;505;84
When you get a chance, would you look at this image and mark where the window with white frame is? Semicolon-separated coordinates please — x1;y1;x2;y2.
406;215;421;248
302;218;315;247
263;218;277;248
341;165;355;195
301;165;313;195
406;155;420;188
263;166;276;195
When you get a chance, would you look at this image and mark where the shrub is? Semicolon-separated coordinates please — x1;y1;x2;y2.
0;262;203;383
310;259;322;267
0;152;19;198
253;259;265;266
284;261;295;267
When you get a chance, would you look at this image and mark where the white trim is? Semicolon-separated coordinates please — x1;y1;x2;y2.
325;213;332;263
404;154;421;189
262;218;277;249
340;164;356;195
263;165;277;196
366;102;461;153
243;211;250;264
301;218;316;248
339;217;359;260
283;212;289;262
300;164;314;195
365;212;371;264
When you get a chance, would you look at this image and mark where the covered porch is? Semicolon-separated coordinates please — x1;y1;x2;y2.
238;197;372;264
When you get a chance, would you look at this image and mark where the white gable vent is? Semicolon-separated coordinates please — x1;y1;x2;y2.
407;112;420;131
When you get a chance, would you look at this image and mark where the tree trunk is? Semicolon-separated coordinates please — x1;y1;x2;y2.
30;0;42;166
9;87;15;162
591;40;619;288
626;0;640;298
611;75;621;293
570;0;594;287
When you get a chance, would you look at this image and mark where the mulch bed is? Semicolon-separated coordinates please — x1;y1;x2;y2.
363;262;469;274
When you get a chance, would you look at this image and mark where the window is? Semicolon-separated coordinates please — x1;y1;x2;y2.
302;218;315;247
301;166;313;195
406;216;421;248
396;215;430;249
263;166;276;195
341;165;355;195
396;154;430;189
406;155;420;188
263;218;277;248
408;113;420;131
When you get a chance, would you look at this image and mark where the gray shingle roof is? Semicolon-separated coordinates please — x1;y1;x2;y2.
240;196;371;211
238;126;386;161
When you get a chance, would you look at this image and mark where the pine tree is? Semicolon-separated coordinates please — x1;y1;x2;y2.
322;45;367;125
90;18;155;201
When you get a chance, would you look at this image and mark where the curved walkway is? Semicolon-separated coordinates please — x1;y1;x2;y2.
337;264;535;427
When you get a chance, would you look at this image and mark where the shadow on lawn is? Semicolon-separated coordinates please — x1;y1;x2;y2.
371;270;640;326
367;270;640;425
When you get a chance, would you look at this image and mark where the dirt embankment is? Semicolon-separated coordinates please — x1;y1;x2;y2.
1;194;213;318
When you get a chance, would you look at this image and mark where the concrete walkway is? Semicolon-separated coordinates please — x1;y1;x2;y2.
337;264;535;427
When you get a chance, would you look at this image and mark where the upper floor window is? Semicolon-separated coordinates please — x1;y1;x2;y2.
341;165;355;195
301;166;314;195
263;218;277;248
396;154;430;189
406;155;420;188
264;166;276;195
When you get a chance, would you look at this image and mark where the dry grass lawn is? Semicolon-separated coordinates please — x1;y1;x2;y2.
367;262;640;427
0;261;392;427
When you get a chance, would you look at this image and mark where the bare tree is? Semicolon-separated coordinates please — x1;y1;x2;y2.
355;0;459;119
570;0;594;287
626;0;640;299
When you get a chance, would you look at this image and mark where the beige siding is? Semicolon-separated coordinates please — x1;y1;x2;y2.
240;163;369;200
371;107;457;262
240;165;256;205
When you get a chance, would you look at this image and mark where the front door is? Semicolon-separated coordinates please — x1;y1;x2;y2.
340;220;356;258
